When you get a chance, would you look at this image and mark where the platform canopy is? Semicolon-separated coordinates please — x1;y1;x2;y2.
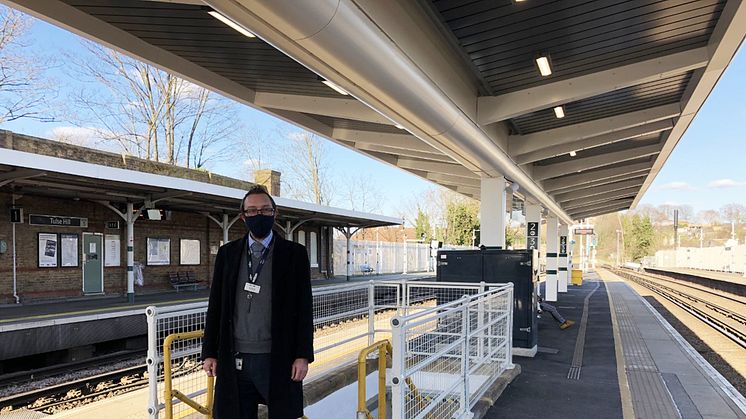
4;0;745;222
0;132;402;229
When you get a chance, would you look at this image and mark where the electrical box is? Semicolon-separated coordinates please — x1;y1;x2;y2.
436;248;539;355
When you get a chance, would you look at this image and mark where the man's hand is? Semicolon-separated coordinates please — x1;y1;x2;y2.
203;357;218;377
291;358;308;382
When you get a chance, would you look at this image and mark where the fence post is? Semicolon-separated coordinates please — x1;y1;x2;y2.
507;285;515;369
460;297;470;414
391;316;404;419
146;306;160;419
368;280;375;345
478;281;486;360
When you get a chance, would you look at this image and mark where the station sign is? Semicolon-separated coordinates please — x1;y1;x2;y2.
106;221;120;229
10;208;23;223
29;214;88;228
574;227;594;235
559;236;567;254
527;222;539;250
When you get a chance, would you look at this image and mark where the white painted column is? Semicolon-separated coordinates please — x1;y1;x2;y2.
525;203;541;252
222;213;230;244
480;176;506;248
545;216;559;302
126;202;135;304
558;224;569;293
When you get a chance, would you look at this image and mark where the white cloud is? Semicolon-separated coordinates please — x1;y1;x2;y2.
707;178;746;188
657;181;694;191
49;126;98;147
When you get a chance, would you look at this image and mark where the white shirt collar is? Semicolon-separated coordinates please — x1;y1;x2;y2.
248;230;273;249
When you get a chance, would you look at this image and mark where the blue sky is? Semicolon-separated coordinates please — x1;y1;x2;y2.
638;45;746;213
1;9;745;219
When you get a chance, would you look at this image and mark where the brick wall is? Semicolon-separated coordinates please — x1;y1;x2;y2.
0;193;326;304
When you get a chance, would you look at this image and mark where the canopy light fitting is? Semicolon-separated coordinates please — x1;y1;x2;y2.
320;79;349;95
569;150;577;157
553;106;565;118
208;10;256;38
395;124;405;129
535;55;552;76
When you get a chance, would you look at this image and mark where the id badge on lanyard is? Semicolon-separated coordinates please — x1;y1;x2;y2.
244;238;272;298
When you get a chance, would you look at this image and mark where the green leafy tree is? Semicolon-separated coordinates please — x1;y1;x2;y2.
445;200;480;246
627;215;655;261
414;207;432;242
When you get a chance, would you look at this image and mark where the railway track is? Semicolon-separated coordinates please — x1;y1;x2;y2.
0;357;200;415
611;268;746;349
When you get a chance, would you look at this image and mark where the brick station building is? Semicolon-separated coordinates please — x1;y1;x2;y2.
0;130;400;304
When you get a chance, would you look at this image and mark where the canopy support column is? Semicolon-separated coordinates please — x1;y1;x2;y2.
546;216;559;302
559;224;569;293
480;176;506;248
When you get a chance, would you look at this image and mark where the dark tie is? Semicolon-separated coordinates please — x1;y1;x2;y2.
250;241;264;267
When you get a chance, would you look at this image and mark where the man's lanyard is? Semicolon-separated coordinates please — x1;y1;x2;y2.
246;236;274;284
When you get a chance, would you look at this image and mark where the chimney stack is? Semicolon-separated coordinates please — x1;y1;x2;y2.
254;169;281;196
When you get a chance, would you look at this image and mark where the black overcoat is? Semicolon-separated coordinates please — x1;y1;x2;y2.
202;232;314;419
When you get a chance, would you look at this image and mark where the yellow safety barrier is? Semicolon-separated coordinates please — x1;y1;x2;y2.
357;340;392;419
571;269;583;286
163;330;214;419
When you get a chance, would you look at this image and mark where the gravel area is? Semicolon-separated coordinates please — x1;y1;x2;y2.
0;357;146;400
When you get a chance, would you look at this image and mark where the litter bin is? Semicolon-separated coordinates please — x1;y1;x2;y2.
571;269;583;286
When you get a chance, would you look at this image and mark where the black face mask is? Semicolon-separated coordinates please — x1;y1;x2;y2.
244;214;275;239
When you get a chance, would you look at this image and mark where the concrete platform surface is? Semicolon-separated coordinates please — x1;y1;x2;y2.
486;271;746;419
648;267;746;286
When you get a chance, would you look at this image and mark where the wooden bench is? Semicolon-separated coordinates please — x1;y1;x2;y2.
169;271;200;292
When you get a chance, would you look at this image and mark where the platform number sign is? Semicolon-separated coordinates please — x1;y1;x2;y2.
527;222;539;250
560;236;567;254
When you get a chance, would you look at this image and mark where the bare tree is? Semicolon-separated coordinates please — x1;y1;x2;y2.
342;173;383;213
0;6;54;123
720;203;746;224
66;41;235;168
698;209;721;225
280;131;334;205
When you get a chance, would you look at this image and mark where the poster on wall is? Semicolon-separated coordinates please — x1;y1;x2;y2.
38;233;58;267
180;239;200;265
147;237;170;265
105;235;121;267
60;234;79;267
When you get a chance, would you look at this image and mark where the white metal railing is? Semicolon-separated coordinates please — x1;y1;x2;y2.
390;284;514;419
146;280;513;418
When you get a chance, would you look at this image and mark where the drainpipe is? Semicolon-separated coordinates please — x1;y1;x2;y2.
12;194;19;304
126;202;135;304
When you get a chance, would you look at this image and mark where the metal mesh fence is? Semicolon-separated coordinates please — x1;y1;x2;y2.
391;285;514;419
147;280;513;418
146;303;209;419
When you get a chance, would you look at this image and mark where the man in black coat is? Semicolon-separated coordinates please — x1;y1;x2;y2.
202;185;314;419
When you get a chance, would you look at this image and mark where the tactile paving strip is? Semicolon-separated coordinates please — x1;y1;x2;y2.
610;282;681;419
567;280;600;380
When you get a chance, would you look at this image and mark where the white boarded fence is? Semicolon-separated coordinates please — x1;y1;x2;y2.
652;244;746;274
333;239;473;276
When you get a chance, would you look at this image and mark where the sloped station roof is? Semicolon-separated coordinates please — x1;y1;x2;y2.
0;131;401;228
5;0;745;222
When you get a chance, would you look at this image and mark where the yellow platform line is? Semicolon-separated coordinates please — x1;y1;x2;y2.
0;297;207;324
598;269;635;419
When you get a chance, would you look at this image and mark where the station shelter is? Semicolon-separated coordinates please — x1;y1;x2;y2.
0;130;401;304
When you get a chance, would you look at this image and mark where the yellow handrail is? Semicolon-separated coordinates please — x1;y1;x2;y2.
163;330;214;419
357;340;392;419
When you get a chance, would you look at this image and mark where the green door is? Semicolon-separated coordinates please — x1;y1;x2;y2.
83;233;104;294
